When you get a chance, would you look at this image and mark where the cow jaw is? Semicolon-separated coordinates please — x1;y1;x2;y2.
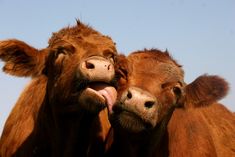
109;106;153;133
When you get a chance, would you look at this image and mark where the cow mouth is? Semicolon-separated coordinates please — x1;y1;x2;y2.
83;82;117;113
110;104;154;132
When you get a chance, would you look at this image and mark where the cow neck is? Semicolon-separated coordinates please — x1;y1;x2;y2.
106;127;155;157
54;108;100;157
109;106;176;157
145;106;176;157
35;90;102;157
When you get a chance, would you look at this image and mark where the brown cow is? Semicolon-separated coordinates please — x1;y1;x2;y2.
105;49;235;157
0;21;117;157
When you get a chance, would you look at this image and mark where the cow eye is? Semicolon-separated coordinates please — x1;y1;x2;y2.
56;46;69;56
161;82;182;97
171;82;183;99
53;46;72;67
54;49;65;61
173;86;182;96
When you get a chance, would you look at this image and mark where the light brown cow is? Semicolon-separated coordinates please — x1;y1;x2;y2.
105;49;235;157
0;21;117;157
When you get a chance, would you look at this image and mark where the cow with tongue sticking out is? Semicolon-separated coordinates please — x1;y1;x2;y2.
0;21;117;157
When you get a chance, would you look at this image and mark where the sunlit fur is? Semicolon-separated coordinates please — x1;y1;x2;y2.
105;49;234;157
111;49;184;133
0;21;116;157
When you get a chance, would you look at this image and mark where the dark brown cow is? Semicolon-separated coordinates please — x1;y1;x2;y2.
105;49;235;157
0;21;117;157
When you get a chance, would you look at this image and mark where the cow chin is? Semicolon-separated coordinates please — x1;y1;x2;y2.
78;87;106;113
110;108;155;133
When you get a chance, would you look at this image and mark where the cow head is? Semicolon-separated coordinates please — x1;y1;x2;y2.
0;21;117;114
110;49;229;133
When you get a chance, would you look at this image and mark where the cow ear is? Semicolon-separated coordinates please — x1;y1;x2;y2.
183;74;229;108
0;39;46;77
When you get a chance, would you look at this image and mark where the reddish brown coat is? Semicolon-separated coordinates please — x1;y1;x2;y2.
105;49;235;157
0;21;117;157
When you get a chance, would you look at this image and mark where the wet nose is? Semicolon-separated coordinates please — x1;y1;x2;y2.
83;60;112;71
122;87;156;110
80;56;115;82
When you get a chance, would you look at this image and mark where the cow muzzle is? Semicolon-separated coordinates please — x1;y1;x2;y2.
79;56;115;82
76;56;117;113
110;87;159;132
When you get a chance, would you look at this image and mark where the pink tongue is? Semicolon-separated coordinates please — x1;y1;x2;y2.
90;83;117;113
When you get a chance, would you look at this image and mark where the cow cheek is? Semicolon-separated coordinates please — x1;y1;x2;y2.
146;106;161;128
157;93;177;121
118;113;147;133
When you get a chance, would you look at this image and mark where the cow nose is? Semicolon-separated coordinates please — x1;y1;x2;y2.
83;59;112;71
122;87;156;110
79;56;115;82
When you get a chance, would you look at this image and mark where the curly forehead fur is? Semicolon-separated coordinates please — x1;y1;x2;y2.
130;49;182;67
48;20;113;47
128;49;184;80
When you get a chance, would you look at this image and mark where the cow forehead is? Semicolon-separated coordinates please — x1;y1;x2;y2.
78;37;117;54
50;35;116;51
49;22;113;45
127;57;184;93
131;58;183;78
48;22;117;55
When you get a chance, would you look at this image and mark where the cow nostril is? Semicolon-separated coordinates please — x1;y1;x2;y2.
144;101;155;109
107;64;111;70
85;61;95;69
127;91;132;99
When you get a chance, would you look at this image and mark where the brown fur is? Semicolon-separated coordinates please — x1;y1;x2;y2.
167;103;235;157
0;21;116;157
0;40;46;77
0;76;47;156
105;49;234;157
184;75;229;107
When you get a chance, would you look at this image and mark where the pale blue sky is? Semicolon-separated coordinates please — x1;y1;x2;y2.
0;0;234;134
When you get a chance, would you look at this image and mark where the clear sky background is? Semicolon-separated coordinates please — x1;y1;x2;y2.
0;0;234;134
